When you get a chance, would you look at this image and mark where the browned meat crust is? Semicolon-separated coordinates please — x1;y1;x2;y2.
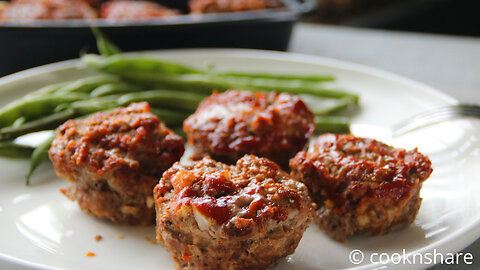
290;133;433;241
1;0;98;21
183;90;315;168
189;0;284;13
49;102;184;225
100;0;179;20
154;155;312;269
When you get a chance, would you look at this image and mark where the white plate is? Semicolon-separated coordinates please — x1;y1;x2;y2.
1;49;479;270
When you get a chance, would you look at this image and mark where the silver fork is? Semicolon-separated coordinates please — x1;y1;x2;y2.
391;104;480;137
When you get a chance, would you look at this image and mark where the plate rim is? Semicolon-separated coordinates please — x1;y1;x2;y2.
1;48;476;270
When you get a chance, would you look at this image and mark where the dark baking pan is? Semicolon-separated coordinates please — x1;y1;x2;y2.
0;0;316;77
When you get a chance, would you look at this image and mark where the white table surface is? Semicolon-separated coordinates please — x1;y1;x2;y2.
290;23;480;104
290;22;480;269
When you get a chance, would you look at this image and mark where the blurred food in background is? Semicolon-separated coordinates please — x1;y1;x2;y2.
0;0;98;21
189;0;283;14
100;0;180;20
0;1;8;13
0;0;288;22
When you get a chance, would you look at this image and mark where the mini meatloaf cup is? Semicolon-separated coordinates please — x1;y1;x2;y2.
154;155;312;269
183;90;315;168
290;133;433;241
49;102;184;225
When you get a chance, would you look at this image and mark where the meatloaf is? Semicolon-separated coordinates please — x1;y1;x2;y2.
154;155;312;269
290;133;433;241
49;102;184;225
183;90;315;168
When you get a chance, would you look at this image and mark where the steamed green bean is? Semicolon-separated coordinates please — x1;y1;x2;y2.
151;108;190;126
314;116;351;134
26;133;55;185
0;93;87;129
215;71;335;82
82;54;201;75
90;82;142;97
118;90;206;111
82;54;359;102
0;109;75;139
91;27;121;57
0;141;34;159
55;75;118;94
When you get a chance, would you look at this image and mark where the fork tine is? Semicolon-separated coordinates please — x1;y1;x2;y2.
395;104;480;126
391;104;480;137
402;107;480;124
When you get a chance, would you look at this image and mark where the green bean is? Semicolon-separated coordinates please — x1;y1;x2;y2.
0;93;88;129
218;76;359;102
54;103;70;113
300;95;357;115
0;76;119;129
0;141;34;159
23;76;116;100
84;56;358;101
222;77;358;103
82;54;201;75
120;73;226;94
172;127;186;139
12;116;27;127
26;133;55;185
0;109;75;139
24;81;71;99
314;116;350;134
96;70;350;103
82;54;217;91
55;75;118;94
90;82;142;97
150;108;190;126
118;90;206;112
82;54;360;104
68;95;121;115
216;72;335;82
91;27;121;56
